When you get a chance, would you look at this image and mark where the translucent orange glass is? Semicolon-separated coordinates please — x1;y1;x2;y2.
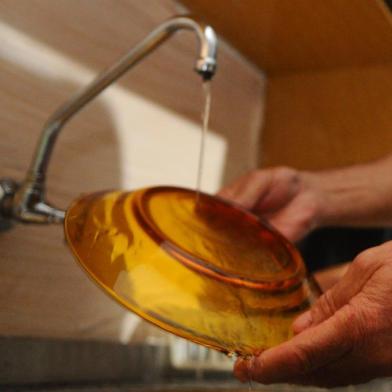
64;186;319;356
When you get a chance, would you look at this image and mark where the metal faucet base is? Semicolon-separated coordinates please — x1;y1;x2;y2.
0;179;18;231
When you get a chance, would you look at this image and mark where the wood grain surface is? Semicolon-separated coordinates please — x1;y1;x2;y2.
182;0;392;73
0;0;265;182
261;64;392;170
0;0;264;340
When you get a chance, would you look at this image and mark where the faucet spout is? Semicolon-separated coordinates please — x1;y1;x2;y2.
9;16;218;224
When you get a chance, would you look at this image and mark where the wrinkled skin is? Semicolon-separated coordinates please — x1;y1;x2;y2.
219;162;392;387
234;241;392;387
219;167;321;242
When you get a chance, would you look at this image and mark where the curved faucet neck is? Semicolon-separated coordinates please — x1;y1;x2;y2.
10;15;218;224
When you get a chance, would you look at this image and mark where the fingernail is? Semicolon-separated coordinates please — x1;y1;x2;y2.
293;310;312;333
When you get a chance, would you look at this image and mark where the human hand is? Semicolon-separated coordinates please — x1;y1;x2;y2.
314;262;349;292
234;241;392;387
218;167;322;242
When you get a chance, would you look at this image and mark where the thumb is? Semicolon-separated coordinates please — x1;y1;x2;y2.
235;304;359;385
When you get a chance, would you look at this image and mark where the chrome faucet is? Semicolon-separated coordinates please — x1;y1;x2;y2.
0;16;218;226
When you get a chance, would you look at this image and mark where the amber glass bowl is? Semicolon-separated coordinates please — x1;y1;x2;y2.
64;186;319;356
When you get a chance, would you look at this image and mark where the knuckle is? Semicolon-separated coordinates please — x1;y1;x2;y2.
274;166;299;183
352;249;374;272
379;239;392;252
377;241;392;266
248;169;264;181
294;197;319;232
352;243;391;275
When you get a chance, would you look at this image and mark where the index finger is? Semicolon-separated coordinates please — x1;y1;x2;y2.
218;170;273;210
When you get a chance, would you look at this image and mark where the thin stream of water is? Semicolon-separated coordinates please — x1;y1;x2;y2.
195;80;211;202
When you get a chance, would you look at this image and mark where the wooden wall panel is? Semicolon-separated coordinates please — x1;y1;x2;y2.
261;64;392;170
0;0;265;183
0;1;265;340
181;0;392;172
182;0;392;73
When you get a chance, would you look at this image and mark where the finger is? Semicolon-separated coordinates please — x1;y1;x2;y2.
293;246;385;333
219;167;301;215
218;170;274;210
252;167;300;213
292;310;313;333
263;188;320;242
233;357;249;382
313;263;350;292
235;304;358;385
283;348;377;388
268;211;311;243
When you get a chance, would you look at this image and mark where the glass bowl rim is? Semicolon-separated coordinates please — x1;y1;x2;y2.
133;185;306;292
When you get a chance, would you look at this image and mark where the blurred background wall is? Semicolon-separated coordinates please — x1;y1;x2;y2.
0;0;265;346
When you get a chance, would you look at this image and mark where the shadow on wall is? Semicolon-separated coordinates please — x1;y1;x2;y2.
44;84;123;205
0;55;135;341
1;40;191;386
0;63;123;202
0;0;264;186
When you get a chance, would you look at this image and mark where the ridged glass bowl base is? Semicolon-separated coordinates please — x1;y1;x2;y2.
65;186;319;356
